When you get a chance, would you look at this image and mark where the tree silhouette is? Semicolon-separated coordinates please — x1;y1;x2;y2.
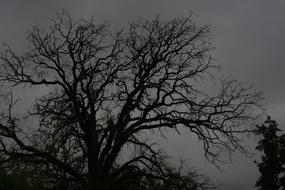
116;162;218;190
255;117;285;190
0;12;262;189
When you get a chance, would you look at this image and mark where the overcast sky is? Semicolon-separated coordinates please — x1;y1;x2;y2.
0;1;284;189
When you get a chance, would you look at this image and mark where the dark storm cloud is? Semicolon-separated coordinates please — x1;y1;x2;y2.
1;0;284;189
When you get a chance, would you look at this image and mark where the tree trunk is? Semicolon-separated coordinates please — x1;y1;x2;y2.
87;167;110;190
86;127;110;190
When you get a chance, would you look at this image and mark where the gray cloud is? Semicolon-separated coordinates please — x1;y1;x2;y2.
1;0;284;189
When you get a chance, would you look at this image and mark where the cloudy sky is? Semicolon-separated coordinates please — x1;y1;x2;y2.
0;0;284;189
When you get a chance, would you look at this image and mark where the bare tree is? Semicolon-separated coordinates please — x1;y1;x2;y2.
0;12;262;190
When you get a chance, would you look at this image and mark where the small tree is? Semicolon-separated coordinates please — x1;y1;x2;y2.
255;116;285;190
115;162;218;190
0;12;262;189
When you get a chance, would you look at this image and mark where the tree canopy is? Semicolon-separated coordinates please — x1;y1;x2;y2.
0;12;262;189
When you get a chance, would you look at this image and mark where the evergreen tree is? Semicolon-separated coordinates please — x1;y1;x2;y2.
255;116;285;190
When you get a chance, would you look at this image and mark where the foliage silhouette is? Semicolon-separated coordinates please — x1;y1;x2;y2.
0;11;262;189
255;116;285;190
116;162;218;190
